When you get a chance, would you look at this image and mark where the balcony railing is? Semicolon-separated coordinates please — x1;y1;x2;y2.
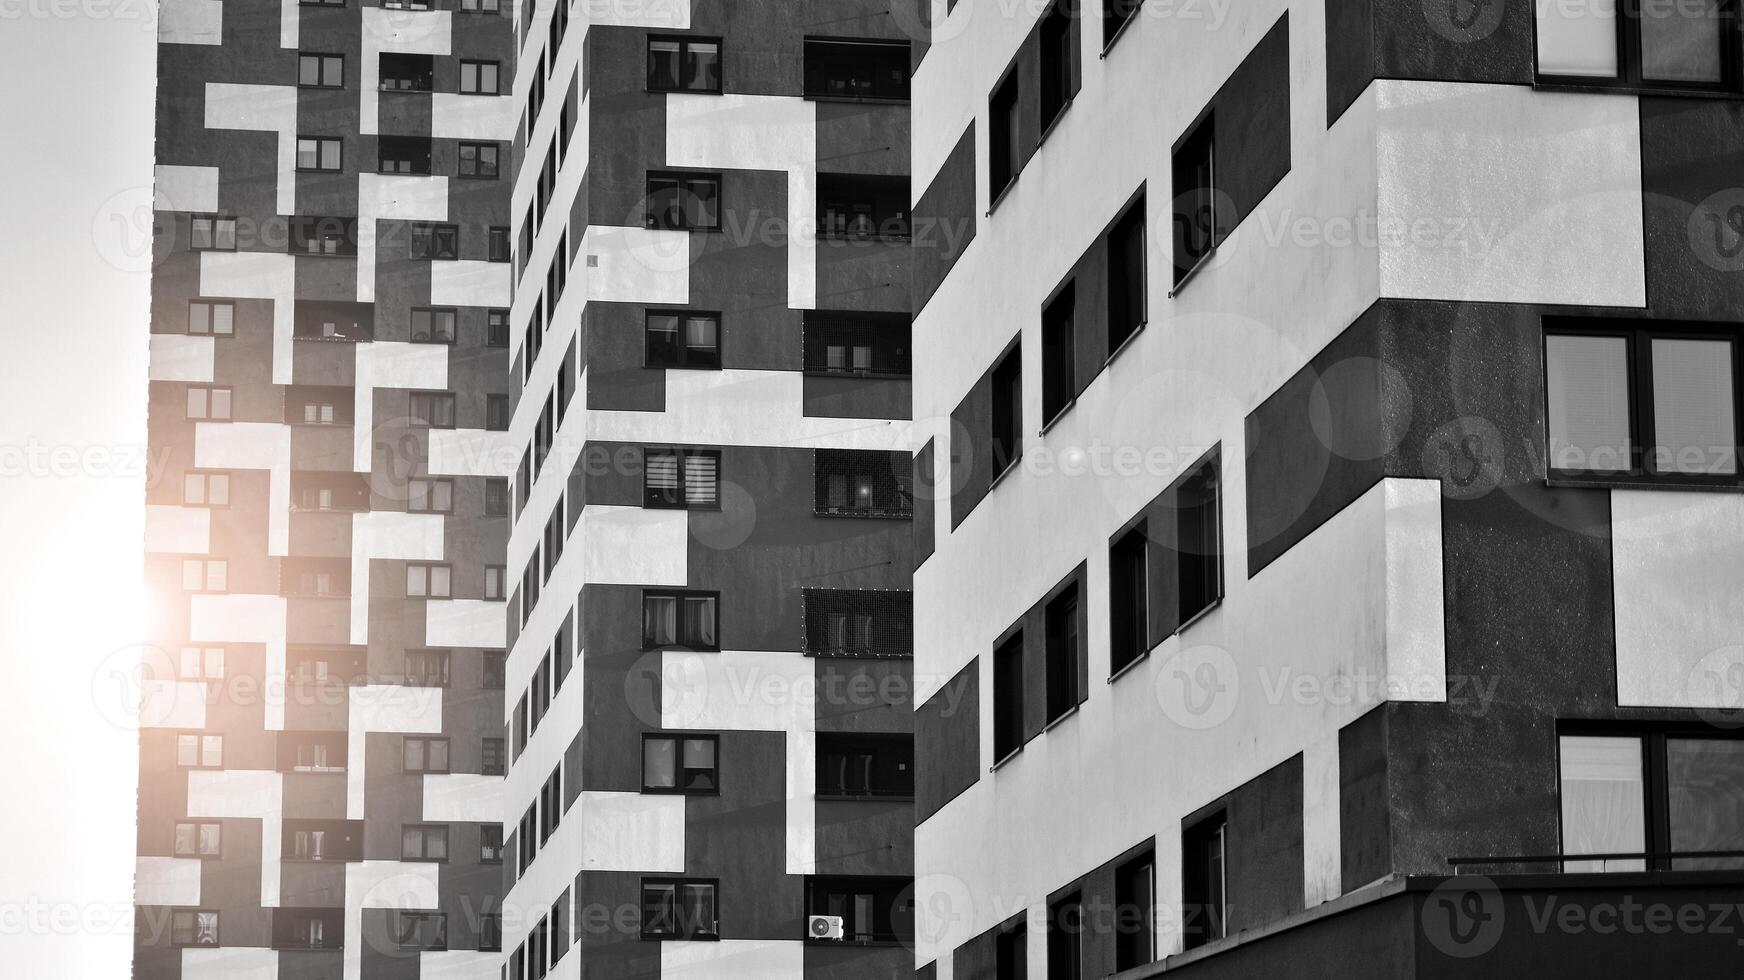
1448;850;1744;874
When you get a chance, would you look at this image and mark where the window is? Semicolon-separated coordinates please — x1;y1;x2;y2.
813;449;913;517
803;38;909;100
1103;0;1143;47
459;141;500;178
818;173;910;239
285;385;351;426
1182;816;1226;950
291;472;369;512
1560;730;1744;871
640;879;718;940
403;736;450;774
1544;323;1740;483
993;632;1025;763
803;313;912;377
480;912;502;953
178;646;225;681
405;648;451;685
643;448;720;509
190;215;236;251
173;821;222;858
460;0;500;11
295;136;343;172
1176;457;1222;624
282;557;349;597
409;391;457;428
540;765;564;845
1109;193;1147;346
181;558;228;593
290;215;358;256
642;590;719;650
395;911;447;950
480;651;505;691
991;342;1022;477
485;394;511;433
176;733;223;769
459;60;500;94
409;222;458;259
482;737;506;776
479;824;504;864
486;308;510;345
645;311;721;368
484;478;509;518
996;921;1027;980
805;876;914;944
294;300;373;341
1114;849;1155;969
280;733;345;772
1047;892;1083;980
1172;115;1216;284
185;385;233;422
188;299;234;336
298;52;343;88
1045;583;1081;724
379;53;434;91
642;734;719;794
171;910;220;948
407;307;455;345
274;908;342;950
407;478;453;514
989;70;1020;199
646;36;721;93
482;564;506;603
802;589;913;657
1536;0;1735;90
816;733;912;798
287;649;366;687
379;135;433;175
400;825;449;862
1041;285;1075;424
646;172;721;230
405;564;453;599
1039;0;1075;129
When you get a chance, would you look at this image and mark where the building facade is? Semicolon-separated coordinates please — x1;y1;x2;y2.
496;1;917;979
138;0;518;976
910;0;1744;977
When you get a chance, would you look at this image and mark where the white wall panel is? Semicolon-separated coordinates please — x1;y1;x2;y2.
203;83;297;215
135;857;203;906
154;165;221;211
346;686;444;820
157;0;222;44
144;504;211;554
149;335;215;383
186;770;283;907
199;250;295;384
575;792;686;871
1613;490;1744;709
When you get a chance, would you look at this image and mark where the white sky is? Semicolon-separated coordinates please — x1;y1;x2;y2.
0;6;155;976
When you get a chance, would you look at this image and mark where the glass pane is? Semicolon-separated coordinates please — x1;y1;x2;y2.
1545;334;1632;472
1651;338;1736;475
426;829;446;859
648;40;681;90
187;388;206;419
1640;0;1724;83
182;561;203;591
208;475;229;506
199;823;221;855
1535;0;1620;77
405;738;424;770
206;562;226;591
1666;737;1744;869
177;735;198;766
211;389;231;418
297;140;318;169
175;823;196;855
402;828;420;857
212;304;233;334
683;737;714;769
1559;735;1646;871
644;738;677;788
300;57;320;86
184;473;204;504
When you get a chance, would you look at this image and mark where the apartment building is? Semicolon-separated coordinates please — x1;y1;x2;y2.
497;1;916;978
138;0;517;976
910;0;1744;976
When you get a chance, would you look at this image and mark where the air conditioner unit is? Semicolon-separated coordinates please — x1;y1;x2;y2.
807;915;845;941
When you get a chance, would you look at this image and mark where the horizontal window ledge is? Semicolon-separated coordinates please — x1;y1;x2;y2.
1107;647;1152;684
802;369;913;381
1168;247;1217;298
1042;701;1081;734
1545;475;1744;493
803;938;909;947
990;744;1023;772
802;650;914;660
801;94;910;106
1532;79;1742;101
816;233;912;244
812;508;913;521
816;793;914;804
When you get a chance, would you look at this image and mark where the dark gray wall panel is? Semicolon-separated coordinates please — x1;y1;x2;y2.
916;655;978;823
913;121;976;313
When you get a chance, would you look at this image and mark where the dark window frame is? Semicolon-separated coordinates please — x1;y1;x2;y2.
992;630;1025;765
802;36;911;102
641;447;722;510
459;59;501;95
1555;723;1744;871
395;910;448;950
645;34;723;94
399;824;450;863
815;732;913;800
172;820;224;859
644;309;723;369
640;589;721;651
1044;580;1082;725
409;306;458;345
1181;812;1228;951
1114;847;1156;969
459;141;502;179
1533;0;1743;95
988;67;1021;204
298;51;344;88
171;909;221;948
640;733;721;795
187;298;236;336
1542;319;1744;488
640;877;721;940
645;171;723;231
991;340;1023;479
294;135;344;173
1041;283;1076;426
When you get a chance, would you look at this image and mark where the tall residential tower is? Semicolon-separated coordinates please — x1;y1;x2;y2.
140;0;517;975
910;0;1744;976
